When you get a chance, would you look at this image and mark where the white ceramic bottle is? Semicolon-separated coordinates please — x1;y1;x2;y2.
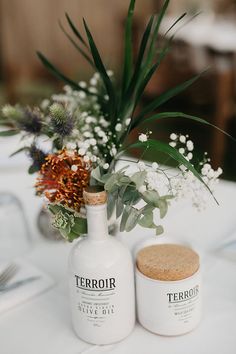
68;187;135;345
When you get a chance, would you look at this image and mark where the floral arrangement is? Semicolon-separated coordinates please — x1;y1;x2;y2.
0;0;224;241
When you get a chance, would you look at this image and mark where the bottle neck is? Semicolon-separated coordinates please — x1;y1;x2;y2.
86;203;108;241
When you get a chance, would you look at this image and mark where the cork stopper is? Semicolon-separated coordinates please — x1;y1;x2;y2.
136;244;199;281
83;186;107;205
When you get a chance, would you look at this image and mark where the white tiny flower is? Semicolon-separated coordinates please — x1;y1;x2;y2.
98;130;105;137
125;118;131;126
79;148;86;156
186;140;194;151
187;152;193;160
179;135;186;143
217;167;223;175
91;155;97;162
84;155;90;162
83;131;92;138
94;72;100;80
94;126;101;133
81;112;88;118
203;163;211;171
71;165;78;172
90;138;97;146
179;148;185;155
104;94;109;101
103;163;109;170
89;87;98;94
111;147;117;156
93;104;100;111
137;162;146;171
79;81;87;88
115;123;122;132
86;116;96;124
152;162;159;170
170;133;177;140
107;70;113;77
179;164;187;172
102;136;108;143
66;142;77;150
169;142;176;148
90;78;97;86
139;133;148;142
40;99;50;110
138;185;146;194
207;169;215;179
78;91;86;99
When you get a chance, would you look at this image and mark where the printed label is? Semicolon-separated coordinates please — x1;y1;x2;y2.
166;285;200;324
74;274;117;327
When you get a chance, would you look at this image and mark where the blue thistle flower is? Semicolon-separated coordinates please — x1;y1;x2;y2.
50;103;74;137
19;108;42;134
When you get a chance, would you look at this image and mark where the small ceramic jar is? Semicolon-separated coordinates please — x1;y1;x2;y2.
136;244;201;336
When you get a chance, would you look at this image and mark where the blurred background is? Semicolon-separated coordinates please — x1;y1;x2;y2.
1;0;236;179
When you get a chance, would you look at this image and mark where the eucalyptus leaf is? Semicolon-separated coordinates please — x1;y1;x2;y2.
130;171;147;189
116;195;124;218
107;192;117;219
124;207;141;232
121;185;140;205
104;174;119;192
91;166;104;183
155;225;164;235
120;205;131;232
138;210;155;228
158;198;168;219
142;190;160;207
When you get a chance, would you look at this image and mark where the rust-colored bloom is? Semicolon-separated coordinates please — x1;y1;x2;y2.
36;149;91;211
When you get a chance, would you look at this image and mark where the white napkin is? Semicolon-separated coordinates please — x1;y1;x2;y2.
0;258;54;314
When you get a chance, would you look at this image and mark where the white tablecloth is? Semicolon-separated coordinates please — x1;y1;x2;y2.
0;139;236;354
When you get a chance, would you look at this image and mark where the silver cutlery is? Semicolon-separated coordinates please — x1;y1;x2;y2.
0;263;18;287
0;276;41;293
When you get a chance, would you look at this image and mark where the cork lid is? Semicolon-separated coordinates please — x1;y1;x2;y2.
83;186;107;205
136;244;199;281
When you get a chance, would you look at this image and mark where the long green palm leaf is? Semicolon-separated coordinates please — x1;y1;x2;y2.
131;112;236;142
65;13;89;49
136;71;205;122
122;0;136;94
58;21;95;68
37;52;95;94
122;15;154;104
83;19;116;120
144;0;169;72
123;139;218;203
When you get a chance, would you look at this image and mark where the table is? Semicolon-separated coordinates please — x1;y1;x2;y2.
0;139;236;354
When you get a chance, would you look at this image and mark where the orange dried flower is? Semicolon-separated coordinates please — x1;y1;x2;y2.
36;149;91;211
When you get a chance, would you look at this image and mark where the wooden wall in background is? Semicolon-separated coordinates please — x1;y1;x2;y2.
0;0;153;84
